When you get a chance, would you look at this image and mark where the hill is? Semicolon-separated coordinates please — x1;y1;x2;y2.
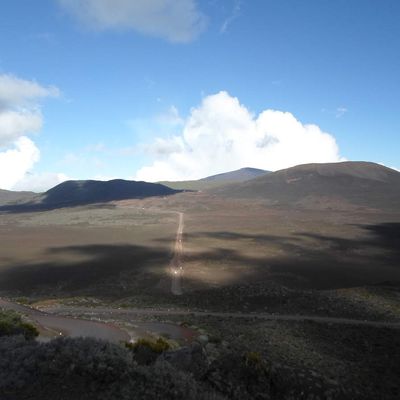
160;167;269;191
210;161;400;210
200;167;269;182
0;180;180;212
0;189;37;206
41;179;180;206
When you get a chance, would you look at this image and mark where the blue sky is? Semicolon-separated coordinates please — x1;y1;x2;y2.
0;0;399;191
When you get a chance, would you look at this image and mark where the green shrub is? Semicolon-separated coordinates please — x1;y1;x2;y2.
15;297;31;305
244;351;263;367
126;337;171;353
0;310;38;340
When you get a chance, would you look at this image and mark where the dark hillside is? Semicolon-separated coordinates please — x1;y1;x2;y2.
211;162;400;210
0;180;179;212
42;179;180;206
200;167;269;182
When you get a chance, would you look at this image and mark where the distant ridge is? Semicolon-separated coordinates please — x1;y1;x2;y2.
0;189;37;206
42;179;179;206
200;167;269;182
211;161;400;210
0;179;180;212
161;167;270;191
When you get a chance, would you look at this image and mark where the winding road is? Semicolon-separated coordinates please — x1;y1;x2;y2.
0;298;130;343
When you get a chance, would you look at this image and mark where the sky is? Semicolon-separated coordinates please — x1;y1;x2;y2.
0;0;399;191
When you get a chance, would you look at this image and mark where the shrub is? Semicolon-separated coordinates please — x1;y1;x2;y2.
0;310;38;340
125;337;171;365
126;337;171;353
0;336;222;400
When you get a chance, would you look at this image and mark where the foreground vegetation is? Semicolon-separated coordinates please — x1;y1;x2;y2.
0;309;348;400
2;308;399;399
0;310;38;339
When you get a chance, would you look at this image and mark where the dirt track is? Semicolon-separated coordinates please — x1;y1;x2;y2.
0;298;130;343
45;305;400;329
171;212;184;295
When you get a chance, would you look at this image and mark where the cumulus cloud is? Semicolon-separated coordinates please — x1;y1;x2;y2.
0;110;43;147
0;74;59;110
0;74;60;190
0;137;40;190
12;172;69;193
59;0;207;42
135;91;343;181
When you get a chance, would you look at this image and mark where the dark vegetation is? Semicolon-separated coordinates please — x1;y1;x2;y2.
0;310;38;339
0;321;351;400
3;316;396;399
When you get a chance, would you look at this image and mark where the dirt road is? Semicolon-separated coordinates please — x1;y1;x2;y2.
170;212;184;295
47;305;400;329
0;298;130;343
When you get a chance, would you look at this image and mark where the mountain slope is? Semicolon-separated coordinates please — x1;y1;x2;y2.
200;167;269;182
210;162;400;210
161;167;270;190
42;179;179;206
0;180;180;212
0;189;37;206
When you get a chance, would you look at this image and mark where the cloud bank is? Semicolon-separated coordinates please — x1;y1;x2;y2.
59;0;207;43
12;172;70;193
0;74;64;191
136;91;343;181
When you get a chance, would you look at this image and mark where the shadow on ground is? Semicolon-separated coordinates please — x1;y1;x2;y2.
180;222;400;290
0;224;399;312
0;244;171;297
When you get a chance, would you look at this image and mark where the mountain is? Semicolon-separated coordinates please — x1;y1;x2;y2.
0;180;180;212
200;167;269;182
210;162;400;210
0;189;37;206
160;167;270;191
41;179;179;206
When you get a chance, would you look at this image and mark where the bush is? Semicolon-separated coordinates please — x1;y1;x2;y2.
129;337;171;353
0;336;221;400
125;337;171;365
0;310;38;340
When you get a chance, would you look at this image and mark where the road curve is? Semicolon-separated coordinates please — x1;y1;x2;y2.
0;298;130;343
170;212;184;295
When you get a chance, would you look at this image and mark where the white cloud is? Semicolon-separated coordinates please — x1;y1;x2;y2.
59;0;207;43
0;74;59;110
12;172;70;193
155;105;184;126
0;137;40;190
135;91;343;181
336;107;348;118
220;0;241;34
0;74;61;190
0;110;43;146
